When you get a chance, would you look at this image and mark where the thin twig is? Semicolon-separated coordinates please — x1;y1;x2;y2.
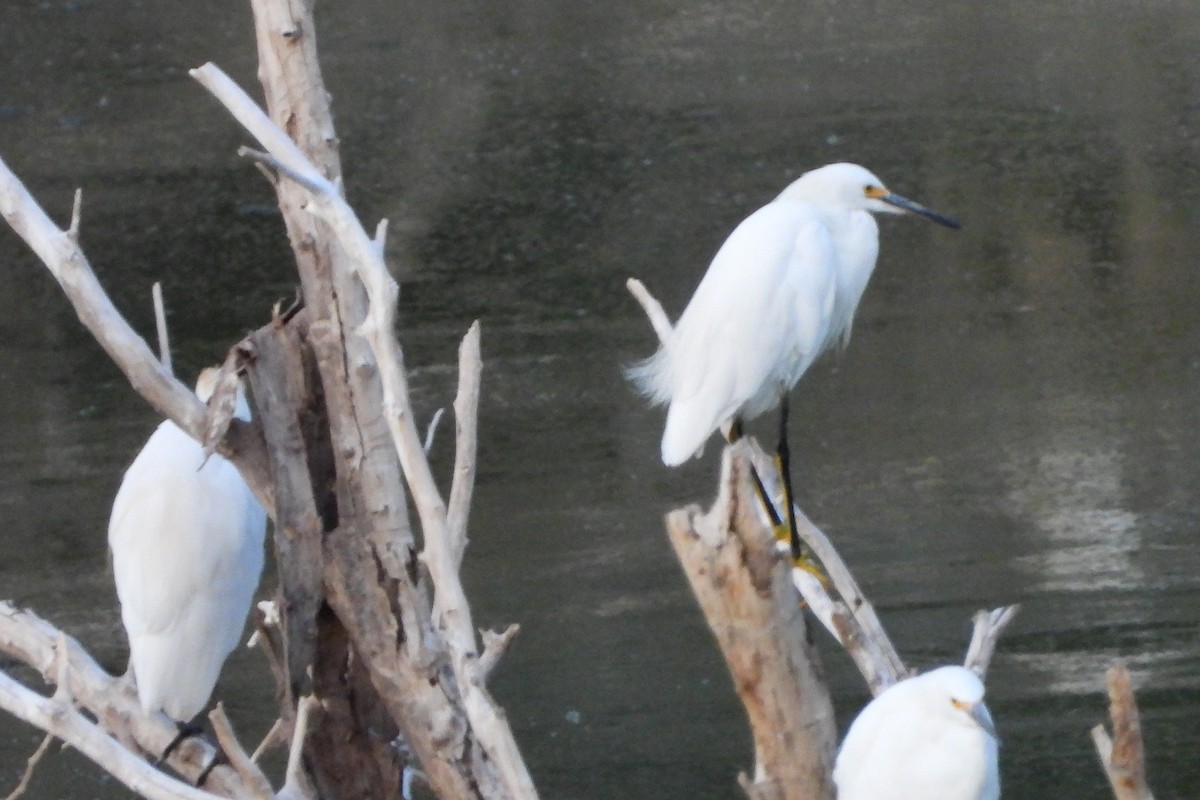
190;65;323;187
423;408;445;454
478;624;520;681
209;704;274;800
248;603;289;709
152;282;173;377
67;189;82;243
250;717;286;764
447;321;482;567
963;605;1021;678
3;733;54;800
625;277;673;345
277;696;319;800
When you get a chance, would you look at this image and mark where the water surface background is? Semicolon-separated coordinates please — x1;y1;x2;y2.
1;1;1198;797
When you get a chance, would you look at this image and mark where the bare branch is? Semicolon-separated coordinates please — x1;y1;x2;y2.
1093;663;1156;800
190;65;331;191
250;718;286;764
625;277;673;345
479;625;520;681
3;733;54;800
448;320;482;567
201;353;246;460
151;281;173;376
0;602;251;797
423;408;445;454
67;188;82;242
373;218;389;255
209;705;274;800
0;670;226;800
963;605;1021;678
277;696;319;800
0;155;275;515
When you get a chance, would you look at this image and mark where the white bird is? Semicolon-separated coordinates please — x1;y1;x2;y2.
833;665;1000;800
629;162;958;552
108;368;267;721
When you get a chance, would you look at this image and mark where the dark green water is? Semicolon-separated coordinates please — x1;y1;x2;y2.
1;1;1198;797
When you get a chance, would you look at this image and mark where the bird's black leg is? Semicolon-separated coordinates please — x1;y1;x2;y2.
155;719;225;786
775;400;828;586
776;396;802;561
195;748;228;787
727;416;787;531
155;720;204;768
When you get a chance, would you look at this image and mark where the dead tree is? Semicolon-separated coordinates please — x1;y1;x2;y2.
0;1;534;798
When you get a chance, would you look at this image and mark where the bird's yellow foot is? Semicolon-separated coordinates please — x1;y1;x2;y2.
771;520;792;548
791;551;831;591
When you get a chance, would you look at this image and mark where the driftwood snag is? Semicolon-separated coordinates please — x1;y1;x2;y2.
666;442;838;800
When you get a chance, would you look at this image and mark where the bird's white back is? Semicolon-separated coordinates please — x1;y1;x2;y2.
631;193;878;465
108;387;266;720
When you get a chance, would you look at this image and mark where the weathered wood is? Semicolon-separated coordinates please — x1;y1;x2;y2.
964;606;1021;679
195;35;537;796
307;606;403;800
666;442;838;800
0;603;251;798
742;444;908;696
242;312;325;703
193;1;532;795
447;321;482;568
1092;664;1156;800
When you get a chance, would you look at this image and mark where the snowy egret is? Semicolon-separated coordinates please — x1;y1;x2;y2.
108;368;267;722
834;665;1000;800
628;162;958;555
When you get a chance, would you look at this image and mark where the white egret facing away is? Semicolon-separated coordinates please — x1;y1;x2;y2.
628;162;958;556
108;368;267;722
834;665;1000;800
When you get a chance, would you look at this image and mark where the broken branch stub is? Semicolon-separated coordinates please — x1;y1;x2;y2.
1092;663;1156;800
666;442;837;800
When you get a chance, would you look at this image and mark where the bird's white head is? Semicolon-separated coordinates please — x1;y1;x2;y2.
920;665;997;739
779;162;961;228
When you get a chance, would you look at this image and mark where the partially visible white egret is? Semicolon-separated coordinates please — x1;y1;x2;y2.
834;665;1000;800
629;162;958;554
108;368;266;722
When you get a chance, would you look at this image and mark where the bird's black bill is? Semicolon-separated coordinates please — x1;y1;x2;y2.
882;193;962;229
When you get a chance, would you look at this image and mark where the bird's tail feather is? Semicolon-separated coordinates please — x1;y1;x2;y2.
624;347;673;406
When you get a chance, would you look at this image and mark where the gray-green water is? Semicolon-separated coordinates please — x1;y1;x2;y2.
2;1;1198;797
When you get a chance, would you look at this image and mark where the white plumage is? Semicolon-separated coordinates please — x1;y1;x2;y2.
108;369;266;721
834;665;1000;800
629;162;958;466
